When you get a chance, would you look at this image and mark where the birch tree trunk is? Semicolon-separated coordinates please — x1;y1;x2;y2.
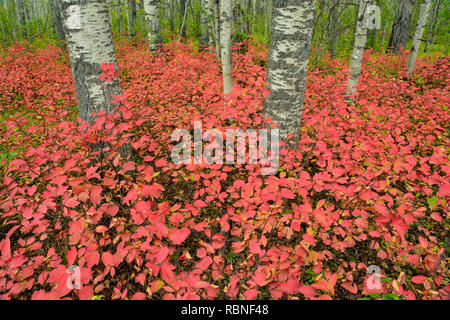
207;0;214;50
200;0;209;47
407;0;431;77
328;0;341;58
180;0;187;40
346;0;370;96
220;0;233;94
50;0;66;43
16;0;27;39
61;0;123;126
214;0;221;58
200;0;214;50
129;0;137;38
424;0;439;53
251;0;256;35
126;0;132;36
387;0;415;53
263;0;316;146
380;22;388;50
144;0;162;51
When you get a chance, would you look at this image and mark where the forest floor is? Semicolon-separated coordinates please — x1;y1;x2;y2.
0;40;449;300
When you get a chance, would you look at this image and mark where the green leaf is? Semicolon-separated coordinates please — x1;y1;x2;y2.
383;293;399;300
427;196;437;207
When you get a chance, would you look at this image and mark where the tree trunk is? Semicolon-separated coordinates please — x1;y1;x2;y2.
200;0;214;50
214;0;221;58
144;0;162;51
407;0;431;77
387;0;414;54
130;0;136;37
220;0;233;94
50;0;66;43
61;0;123;126
263;0;317;146
16;0;27;39
380;21;388;51
200;0;209;47
347;0;370;96
424;0;440;53
328;0;341;58
179;0;187;40
251;0;256;35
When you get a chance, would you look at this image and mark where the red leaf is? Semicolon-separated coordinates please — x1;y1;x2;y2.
102;252;114;267
196;256;213;271
169;227;190;245
131;292;146;300
392;218;409;240
299;285;318;298
194;200;207;208
411;275;427;284
90;186;102;205
66;247;77;265
280;188;296;199
155;246;169;264
64;197;80;208
243;289;259;300
341;281;358;294
291;219;301;232
0;238;11;261
302;233;316;246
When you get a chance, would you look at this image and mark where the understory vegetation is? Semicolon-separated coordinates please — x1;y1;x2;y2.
0;39;449;300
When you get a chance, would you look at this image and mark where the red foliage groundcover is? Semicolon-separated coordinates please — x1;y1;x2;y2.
0;41;449;300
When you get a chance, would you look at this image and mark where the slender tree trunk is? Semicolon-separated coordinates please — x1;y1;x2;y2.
251;0;256;35
387;0;415;54
61;0;123;126
328;0;341;57
214;0;221;58
207;0;214;50
200;0;208;47
130;0;136;38
407;0;431;76
346;0;370;96
117;0;123;38
380;21;388;51
50;0;66;43
16;0;27;39
427;24;438;57
126;0;132;36
144;0;162;51
200;0;214;50
424;0;440;53
179;0;187;40
168;0;175;33
220;0;233;94
263;0;317;146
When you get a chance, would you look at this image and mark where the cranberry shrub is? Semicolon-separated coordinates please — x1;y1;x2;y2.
0;40;449;300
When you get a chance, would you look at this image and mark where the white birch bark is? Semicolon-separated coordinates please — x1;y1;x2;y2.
220;0;233;94
407;0;431;77
214;0;221;58
263;0;317;146
346;0;370;96
16;0;27;39
143;0;162;51
251;0;256;35
61;0;123;125
200;0;209;47
202;0;215;50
